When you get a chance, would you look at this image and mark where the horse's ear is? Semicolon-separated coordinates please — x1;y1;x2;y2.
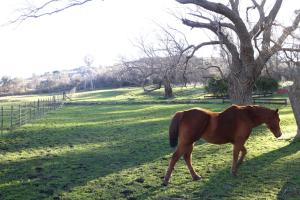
275;109;279;113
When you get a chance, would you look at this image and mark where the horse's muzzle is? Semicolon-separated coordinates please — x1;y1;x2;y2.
275;131;282;138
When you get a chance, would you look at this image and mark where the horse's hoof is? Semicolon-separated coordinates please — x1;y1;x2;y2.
231;172;237;177
237;161;243;167
162;181;169;186
192;175;202;181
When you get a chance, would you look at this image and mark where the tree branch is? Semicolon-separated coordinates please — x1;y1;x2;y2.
229;0;240;16
181;19;240;59
176;0;251;45
270;12;300;55
281;48;300;52
249;0;266;38
260;0;283;53
9;0;96;24
200;65;225;79
184;41;220;60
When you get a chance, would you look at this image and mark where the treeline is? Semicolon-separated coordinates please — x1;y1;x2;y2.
0;69;122;96
0;56;227;96
0;55;286;97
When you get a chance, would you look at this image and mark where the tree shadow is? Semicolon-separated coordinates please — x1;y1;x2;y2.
192;141;300;199
276;141;300;200
0;103;213;199
0;122;172;199
0;105;169;152
0;104;226;154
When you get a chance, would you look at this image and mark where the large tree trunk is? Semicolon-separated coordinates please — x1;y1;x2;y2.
227;73;254;105
288;81;300;139
163;76;173;98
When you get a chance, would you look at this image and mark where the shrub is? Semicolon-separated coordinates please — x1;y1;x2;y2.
254;76;279;94
205;77;228;96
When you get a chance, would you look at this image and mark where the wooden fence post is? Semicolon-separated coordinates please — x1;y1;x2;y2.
24;103;26;124
29;102;32;121
1;106;3;134
34;101;37;119
42;99;45;115
0;97;63;132
19;105;21;126
10;105;13;130
38;99;40;117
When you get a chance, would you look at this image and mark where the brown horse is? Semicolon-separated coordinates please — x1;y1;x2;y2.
163;105;282;186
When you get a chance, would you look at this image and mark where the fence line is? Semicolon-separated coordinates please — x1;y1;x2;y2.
0;96;64;133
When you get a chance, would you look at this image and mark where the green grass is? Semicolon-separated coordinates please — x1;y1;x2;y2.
71;87;206;102
0;101;299;200
71;87;289;105
0;93;62;131
0;93;59;105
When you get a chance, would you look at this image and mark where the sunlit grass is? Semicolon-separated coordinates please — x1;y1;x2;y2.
71;86;289;103
0;93;59;104
71;86;206;102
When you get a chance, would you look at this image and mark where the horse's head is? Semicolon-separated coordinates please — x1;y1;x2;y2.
266;109;282;138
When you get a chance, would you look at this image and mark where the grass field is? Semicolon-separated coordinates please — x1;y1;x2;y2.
0;93;60;105
71;87;289;104
0;88;299;200
71;87;207;102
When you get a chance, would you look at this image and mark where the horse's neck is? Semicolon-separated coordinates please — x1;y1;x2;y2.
249;107;270;127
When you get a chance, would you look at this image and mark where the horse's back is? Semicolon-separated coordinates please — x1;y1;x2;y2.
177;106;254;145
213;105;253;143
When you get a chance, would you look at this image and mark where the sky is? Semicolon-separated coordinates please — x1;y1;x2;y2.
0;0;188;78
0;0;298;78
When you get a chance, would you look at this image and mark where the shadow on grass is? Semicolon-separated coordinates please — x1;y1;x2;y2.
129;140;299;200
1;104;291;199
277;141;300;200
188;141;300;199
0;105;169;151
0;121;171;199
0;104;228;153
0;104;212;199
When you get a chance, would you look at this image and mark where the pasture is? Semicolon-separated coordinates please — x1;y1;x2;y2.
0;88;299;200
71;87;207;102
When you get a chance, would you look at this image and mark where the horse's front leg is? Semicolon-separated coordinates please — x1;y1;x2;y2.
231;143;243;176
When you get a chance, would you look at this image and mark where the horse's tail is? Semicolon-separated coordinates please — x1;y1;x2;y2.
169;112;183;147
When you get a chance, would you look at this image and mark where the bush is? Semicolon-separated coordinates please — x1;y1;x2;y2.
254;76;279;94
205;77;228;95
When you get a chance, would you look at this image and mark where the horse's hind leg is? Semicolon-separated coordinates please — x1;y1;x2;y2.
231;143;242;176
184;144;201;181
237;145;247;167
232;142;246;176
163;148;183;186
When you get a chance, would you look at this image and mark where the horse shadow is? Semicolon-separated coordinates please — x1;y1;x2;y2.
191;141;300;199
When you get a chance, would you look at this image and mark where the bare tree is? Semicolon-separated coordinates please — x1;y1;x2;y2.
9;0;97;24
84;55;95;90
279;40;300;139
122;27;193;98
120;57;163;92
176;0;300;104
0;76;13;94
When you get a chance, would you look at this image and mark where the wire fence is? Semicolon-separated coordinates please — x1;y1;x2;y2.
0;96;64;133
